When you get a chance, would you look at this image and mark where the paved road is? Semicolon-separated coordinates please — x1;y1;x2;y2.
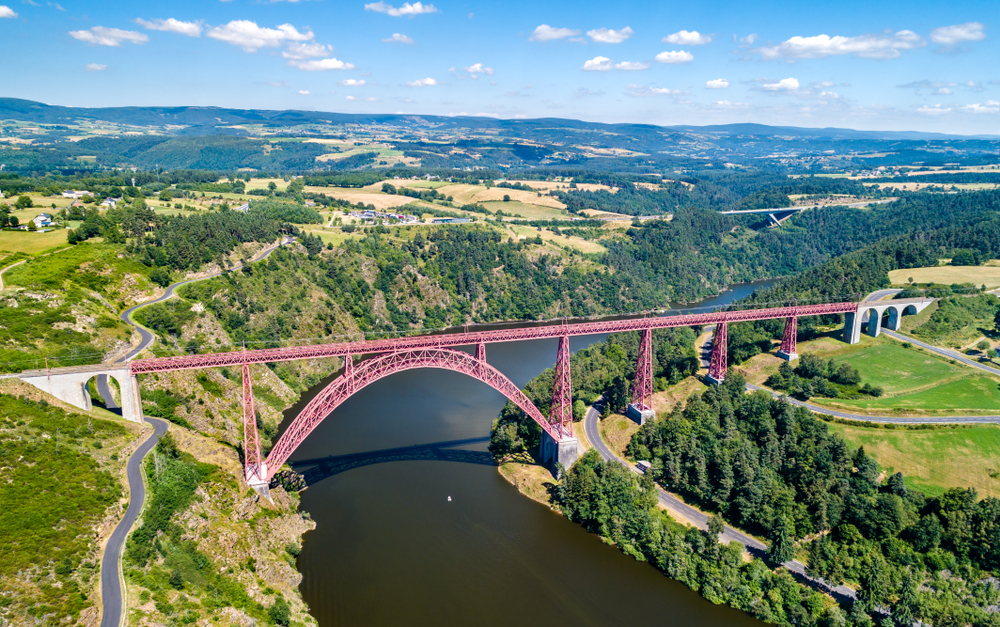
98;417;168;627
720;198;897;216
582;404;855;600
94;237;288;627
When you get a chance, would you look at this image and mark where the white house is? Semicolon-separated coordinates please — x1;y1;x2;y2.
100;198;119;209
32;213;53;228
61;190;92;199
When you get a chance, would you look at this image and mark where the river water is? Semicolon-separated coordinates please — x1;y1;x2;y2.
280;280;776;627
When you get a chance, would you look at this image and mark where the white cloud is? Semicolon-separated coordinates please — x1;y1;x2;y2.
465;63;494;76
288;57;355;71
930;22;985;45
917;104;952;115
70;27;149;46
756;30;924;60
586;26;633;44
962;100;1000;113
663;30;711;45
626;84;683;97
762;77;800;91
85;63;107;71
405;77;437;87
134;18;202;37
529;24;580;42
206;21;313;52
712;100;750;108
706;78;729;89
298;90;311;95
339;79;366;86
383;32;414;43
936;87;953;95
282;41;333;59
364;1;438;17
0;6;17;18
581;56;613;71
740;33;759;45
346;95;378;101
615;61;649;70
655;50;694;64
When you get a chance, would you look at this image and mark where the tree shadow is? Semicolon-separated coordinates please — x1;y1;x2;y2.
290;436;495;486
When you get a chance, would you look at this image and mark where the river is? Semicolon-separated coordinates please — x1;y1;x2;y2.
279;280;777;627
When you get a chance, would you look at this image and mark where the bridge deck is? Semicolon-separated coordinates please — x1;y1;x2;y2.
127;302;858;375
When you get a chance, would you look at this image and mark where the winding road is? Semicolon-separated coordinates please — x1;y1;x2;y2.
98;418;168;627
582;404;856;600
95;236;290;627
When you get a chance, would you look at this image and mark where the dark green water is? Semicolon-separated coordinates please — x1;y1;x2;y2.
281;282;776;626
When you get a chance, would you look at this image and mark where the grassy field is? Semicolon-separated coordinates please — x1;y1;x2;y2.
506;224;606;254
487;200;570;220
599;414;641;457
827;376;1000;414
0;228;69;254
830;343;968;395
888;265;1000;288
829;422;1000;498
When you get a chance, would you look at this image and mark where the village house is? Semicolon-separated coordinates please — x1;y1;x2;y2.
32;213;53;228
61;190;92;199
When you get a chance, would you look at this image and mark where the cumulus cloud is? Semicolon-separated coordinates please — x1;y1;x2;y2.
134;18;202;37
85;63;107;71
930;22;985;45
346;95;379;101
963;100;1000;113
288;57;355;71
405;77;437;87
298;90;311;95
282;41;333;59
364;1;438;17
762;77;800;91
581;56;613;71
655;50;694;63
756;30;924;60
383;33;414;43
529;24;580;42
339;79;366;86
626;84;684;97
615;61;649;70
206;21;313;52
586;26;633;43
465;63;494;76
706;78;729;89
663;30;711;45
0;6;17;17
917;104;952;115
70;26;149;46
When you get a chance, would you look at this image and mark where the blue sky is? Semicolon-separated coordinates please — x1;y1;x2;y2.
0;0;997;134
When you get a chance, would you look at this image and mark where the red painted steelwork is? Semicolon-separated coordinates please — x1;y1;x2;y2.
708;321;728;382
263;348;563;480
550;336;572;436
128;302;858;376
631;328;653;410
243;363;264;484
779;316;798;356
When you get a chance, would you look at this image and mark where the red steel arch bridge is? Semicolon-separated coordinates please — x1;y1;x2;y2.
18;298;931;494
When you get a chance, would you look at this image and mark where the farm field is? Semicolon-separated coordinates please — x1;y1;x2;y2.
829;422;1000;498
823;376;1000;414
829;342;968;395
0;228;68;254
505;224;606;254
487;200;570;220
888;265;1000;288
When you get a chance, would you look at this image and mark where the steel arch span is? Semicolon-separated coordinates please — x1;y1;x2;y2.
262;347;564;482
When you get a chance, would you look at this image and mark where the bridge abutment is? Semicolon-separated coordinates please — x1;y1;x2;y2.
19;368;143;422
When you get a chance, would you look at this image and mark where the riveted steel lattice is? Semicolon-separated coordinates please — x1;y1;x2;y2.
129;302;859;376
708;321;728;383
242;362;264;484
550;336;573;436
779;316;798;357
262;348;562;481
631;328;653;411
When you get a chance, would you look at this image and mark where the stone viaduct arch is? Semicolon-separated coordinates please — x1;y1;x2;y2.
257;347;578;489
842;299;931;344
19;366;142;422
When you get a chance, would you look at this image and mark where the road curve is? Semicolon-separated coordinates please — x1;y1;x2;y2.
96;237;288;626
99;417;169;627
581;404;855;600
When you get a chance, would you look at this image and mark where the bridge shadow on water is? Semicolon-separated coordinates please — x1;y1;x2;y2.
289;436;495;486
